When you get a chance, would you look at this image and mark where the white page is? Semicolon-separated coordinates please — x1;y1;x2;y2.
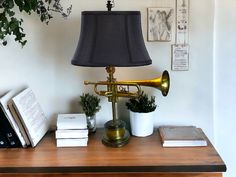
12;88;49;147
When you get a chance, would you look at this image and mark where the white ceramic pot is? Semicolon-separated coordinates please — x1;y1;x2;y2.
129;111;154;137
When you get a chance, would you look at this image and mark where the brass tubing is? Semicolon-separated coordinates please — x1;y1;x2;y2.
84;70;170;98
112;102;117;121
118;70;170;96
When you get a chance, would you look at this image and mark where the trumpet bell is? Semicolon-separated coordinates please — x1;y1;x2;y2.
120;70;170;96
159;70;170;96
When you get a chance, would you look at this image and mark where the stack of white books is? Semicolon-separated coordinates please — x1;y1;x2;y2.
56;114;88;147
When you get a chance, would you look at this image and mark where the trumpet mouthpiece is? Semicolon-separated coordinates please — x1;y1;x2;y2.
84;81;89;85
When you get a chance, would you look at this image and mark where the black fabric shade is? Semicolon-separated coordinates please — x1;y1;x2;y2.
71;11;152;67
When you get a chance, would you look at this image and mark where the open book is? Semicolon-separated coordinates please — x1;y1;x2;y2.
11;88;49;147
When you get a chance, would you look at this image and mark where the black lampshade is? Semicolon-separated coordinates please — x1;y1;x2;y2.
71;11;152;67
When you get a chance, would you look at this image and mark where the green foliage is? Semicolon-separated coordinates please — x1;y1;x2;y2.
80;93;101;117
126;91;157;113
0;0;72;47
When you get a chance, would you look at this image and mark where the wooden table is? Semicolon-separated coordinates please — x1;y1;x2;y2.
0;129;226;177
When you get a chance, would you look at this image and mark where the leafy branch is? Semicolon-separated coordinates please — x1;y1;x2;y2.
126;91;157;113
80;93;101;117
0;0;72;47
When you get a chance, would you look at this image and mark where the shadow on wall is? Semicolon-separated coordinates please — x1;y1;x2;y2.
117;98;131;131
33;16;81;61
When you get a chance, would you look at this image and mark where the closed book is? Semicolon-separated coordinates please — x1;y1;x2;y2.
0;107;22;148
159;126;207;147
57;114;87;130
55;129;88;139
56;138;88;147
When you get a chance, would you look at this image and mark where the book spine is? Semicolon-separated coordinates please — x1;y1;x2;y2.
56;138;88;147
158;128;165;144
0;91;29;148
0;108;22;148
0;132;9;148
55;131;88;139
0;104;28;147
7;101;31;146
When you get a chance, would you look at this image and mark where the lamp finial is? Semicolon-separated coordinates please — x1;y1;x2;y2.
106;0;113;11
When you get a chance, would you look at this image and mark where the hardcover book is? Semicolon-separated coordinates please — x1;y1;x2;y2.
0;132;9;148
159;126;207;147
57;114;87;130
56;138;88;147
55;129;88;139
0;107;22;148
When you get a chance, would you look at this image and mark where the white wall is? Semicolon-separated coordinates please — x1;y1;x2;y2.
214;0;236;177
0;0;215;142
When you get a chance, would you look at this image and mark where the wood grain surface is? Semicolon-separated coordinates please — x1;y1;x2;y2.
0;172;223;177
0;129;226;175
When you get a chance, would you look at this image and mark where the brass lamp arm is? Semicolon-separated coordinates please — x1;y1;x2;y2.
83;67;169;148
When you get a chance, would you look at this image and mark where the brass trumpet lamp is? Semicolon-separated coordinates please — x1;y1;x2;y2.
71;1;170;147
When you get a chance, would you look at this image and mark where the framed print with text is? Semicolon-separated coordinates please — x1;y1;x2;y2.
171;44;189;71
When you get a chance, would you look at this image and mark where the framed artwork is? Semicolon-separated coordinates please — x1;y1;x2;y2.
147;7;174;42
176;0;189;44
171;44;189;71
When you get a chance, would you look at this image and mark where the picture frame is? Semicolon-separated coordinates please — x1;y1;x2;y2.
176;0;189;44
171;44;189;71
147;7;174;42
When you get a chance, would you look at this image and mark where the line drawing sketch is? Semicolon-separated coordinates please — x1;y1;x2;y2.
148;7;174;42
176;0;189;44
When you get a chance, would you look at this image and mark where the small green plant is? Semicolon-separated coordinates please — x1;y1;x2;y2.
80;93;101;117
126;91;157;113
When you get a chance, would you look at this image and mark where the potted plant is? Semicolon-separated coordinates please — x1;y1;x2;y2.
126;91;157;137
79;93;101;133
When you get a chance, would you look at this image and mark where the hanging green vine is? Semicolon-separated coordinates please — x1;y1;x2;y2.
0;0;72;47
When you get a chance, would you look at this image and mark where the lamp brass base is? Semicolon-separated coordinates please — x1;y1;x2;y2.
102;120;130;148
